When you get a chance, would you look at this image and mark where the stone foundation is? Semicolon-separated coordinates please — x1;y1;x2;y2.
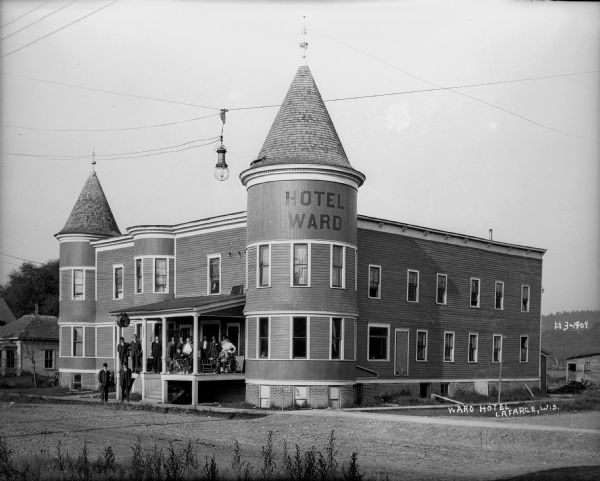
245;383;355;409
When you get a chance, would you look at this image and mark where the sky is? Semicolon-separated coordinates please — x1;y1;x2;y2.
0;0;598;316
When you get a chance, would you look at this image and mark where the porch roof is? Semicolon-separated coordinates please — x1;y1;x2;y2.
109;294;245;318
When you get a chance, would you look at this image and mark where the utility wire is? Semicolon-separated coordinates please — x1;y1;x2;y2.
5;113;220;133
1;0;53;29
3;73;220;111
1;0;78;41
2;0;119;58
322;34;597;142
6;138;221;162
0;252;43;265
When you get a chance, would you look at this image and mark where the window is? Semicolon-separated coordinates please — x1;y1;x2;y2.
520;336;529;363
495;281;504;310
292;244;309;286
73;373;82;390
440;383;449;397
468;333;478;363
154;258;168;293
6;349;15;369
44;350;54;369
113;265;123;299
355;250;358;291
331;245;345;288
292;317;307;358
258;317;269;359
470;278;480;308
368;324;389;361
407;270;419;302
258;245;270;287
584;361;591;372
208;255;221;294
417;330;428;361
436;274;447;305
135;259;143;293
259;385;270;408
73;327;83;357
444;332;455;362
73;269;84;300
493;334;502;363
294;386;308;407
368;265;381;299
521;285;530;312
331;317;343;360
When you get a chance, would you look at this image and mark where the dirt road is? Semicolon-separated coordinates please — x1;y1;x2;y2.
1;401;599;480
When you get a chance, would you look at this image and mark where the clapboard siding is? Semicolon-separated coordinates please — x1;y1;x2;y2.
344;318;355;360
96;326;114;358
356;228;542;380
60;241;95;267
60;327;71;356
59;269;96;322
176;228;246;297
245;243;358;314
134;238;174;256
310;316;330;360
96;246;136;323
246;317;257;359
270;316;290;359
84;326;95;357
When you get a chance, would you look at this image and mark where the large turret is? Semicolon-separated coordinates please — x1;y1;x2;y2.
240;65;365;408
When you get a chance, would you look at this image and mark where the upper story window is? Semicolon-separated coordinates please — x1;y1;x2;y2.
292;243;309;287
436;274;447;305
407;270;419;302
258;245;270;287
331;317;343;360
292;316;307;358
468;333;478;363
495;281;504;310
113;265;123;300
72;269;84;300
470;278;480;308
521;285;530;312
368;324;389;361
331;245;345;288
520;335;529;362
135;259;143;294
258;317;269;359
417;330;428;361
368;265;381;299
493;334;503;363
444;331;455;362
73;327;83;357
154;258;168;293
208;255;221;294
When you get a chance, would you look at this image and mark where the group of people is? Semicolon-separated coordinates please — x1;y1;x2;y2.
97;334;142;403
167;335;237;374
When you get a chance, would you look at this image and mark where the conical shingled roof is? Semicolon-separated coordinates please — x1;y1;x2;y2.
251;65;352;169
57;171;120;237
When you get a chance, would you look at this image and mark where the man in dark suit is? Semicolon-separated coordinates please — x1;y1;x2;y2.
117;337;130;368
151;336;162;373
98;363;112;404
130;334;143;373
208;336;220;372
120;363;133;402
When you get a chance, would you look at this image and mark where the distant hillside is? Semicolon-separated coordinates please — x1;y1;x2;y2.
542;310;600;367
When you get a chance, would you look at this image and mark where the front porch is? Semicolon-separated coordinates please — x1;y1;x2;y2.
135;372;246;406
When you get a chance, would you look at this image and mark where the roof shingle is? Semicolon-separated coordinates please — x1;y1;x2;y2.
250;65;353;170
0;314;58;340
57;171;120;237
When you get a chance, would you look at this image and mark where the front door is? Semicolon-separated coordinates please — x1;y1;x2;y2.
226;323;240;353
201;321;221;344
394;329;409;376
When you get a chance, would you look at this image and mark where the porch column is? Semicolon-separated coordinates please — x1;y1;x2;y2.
192;313;199;375
161;317;167;374
115;324;122;401
141;319;148;374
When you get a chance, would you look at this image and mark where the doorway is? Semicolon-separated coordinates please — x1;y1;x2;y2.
226;323;240;353
394;329;409;376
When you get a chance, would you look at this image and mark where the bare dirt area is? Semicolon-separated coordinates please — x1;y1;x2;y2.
0;401;599;480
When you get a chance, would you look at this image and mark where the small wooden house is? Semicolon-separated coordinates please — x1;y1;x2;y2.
565;352;600;385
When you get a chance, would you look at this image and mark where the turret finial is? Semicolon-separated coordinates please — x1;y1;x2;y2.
91;149;96;172
299;16;308;62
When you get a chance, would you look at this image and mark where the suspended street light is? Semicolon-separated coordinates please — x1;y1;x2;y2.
214;108;229;181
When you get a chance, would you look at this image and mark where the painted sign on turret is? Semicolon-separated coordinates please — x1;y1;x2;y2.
247;179;357;244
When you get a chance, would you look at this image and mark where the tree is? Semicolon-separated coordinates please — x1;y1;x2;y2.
0;259;59;318
21;328;44;387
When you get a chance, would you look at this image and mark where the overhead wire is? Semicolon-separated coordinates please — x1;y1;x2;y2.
320;33;597;142
0;252;43;265
2;0;119;58
1;0;78;41
0;0;53;29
